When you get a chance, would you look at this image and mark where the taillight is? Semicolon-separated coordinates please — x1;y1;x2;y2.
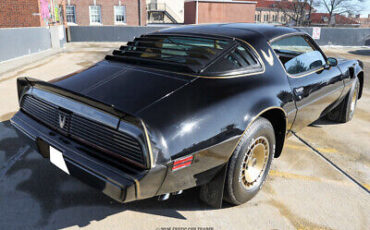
172;155;193;171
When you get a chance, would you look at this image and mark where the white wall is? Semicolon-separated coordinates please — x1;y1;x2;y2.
147;0;185;22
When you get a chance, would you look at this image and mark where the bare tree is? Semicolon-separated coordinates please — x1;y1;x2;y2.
307;0;321;26
277;0;313;26
318;0;364;25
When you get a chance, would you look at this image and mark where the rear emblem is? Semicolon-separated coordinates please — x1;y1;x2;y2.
58;113;66;129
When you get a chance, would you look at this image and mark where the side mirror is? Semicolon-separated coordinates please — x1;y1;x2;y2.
327;57;338;67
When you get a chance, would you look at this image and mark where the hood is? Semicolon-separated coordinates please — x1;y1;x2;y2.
52;61;193;115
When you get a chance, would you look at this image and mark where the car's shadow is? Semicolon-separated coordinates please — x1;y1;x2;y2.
348;49;370;56
309;118;340;127
0;122;234;229
0;121;225;229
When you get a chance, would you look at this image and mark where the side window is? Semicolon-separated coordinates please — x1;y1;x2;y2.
205;45;261;74
271;35;326;75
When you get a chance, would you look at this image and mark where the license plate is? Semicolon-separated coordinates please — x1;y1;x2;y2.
50;146;70;175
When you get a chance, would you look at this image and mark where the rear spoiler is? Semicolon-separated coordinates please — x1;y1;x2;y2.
17;77;137;122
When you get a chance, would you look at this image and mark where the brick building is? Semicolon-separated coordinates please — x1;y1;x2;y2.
66;0;146;26
356;15;370;28
311;13;360;27
0;0;146;28
254;0;311;25
0;0;66;28
184;0;256;24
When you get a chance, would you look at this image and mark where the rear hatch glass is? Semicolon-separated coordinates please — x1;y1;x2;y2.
106;35;234;74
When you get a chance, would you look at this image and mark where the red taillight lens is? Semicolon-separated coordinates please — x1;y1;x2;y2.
172;155;193;171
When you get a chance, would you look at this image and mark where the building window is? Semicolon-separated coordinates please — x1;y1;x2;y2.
281;15;286;23
66;5;76;24
114;6;126;24
257;14;261;22
272;15;277;22
89;5;102;24
264;14;269;22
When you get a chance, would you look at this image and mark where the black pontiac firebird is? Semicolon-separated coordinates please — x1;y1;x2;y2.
11;24;364;208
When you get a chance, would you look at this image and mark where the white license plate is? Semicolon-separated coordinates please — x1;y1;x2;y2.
50;146;70;175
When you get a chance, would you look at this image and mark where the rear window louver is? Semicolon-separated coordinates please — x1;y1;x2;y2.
105;34;235;74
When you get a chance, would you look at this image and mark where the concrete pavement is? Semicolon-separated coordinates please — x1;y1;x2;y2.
0;43;369;229
0;120;368;230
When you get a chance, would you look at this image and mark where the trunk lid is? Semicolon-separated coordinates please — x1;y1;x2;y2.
52;61;193;115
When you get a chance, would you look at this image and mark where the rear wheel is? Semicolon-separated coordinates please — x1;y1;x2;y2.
327;78;360;123
224;117;275;205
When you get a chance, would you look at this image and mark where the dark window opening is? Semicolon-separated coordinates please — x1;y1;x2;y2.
106;35;234;74
106;35;263;77
204;45;262;75
271;35;326;75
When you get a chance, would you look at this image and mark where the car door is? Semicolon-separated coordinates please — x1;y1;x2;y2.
271;34;344;132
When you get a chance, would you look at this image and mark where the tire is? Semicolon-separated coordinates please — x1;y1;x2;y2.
327;78;360;123
224;117;275;205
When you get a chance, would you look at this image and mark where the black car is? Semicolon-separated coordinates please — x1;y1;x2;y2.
11;24;364;208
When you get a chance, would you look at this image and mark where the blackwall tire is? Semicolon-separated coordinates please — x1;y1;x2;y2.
327;78;360;123
224;117;275;205
346;78;360;122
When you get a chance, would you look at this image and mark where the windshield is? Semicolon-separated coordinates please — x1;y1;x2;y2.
107;35;234;74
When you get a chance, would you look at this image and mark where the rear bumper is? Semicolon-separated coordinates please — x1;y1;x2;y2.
10;111;158;203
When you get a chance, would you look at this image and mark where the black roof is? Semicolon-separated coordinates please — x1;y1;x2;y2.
151;23;301;42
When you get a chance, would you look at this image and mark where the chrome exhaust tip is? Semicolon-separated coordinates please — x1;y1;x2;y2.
172;190;183;195
158;193;170;201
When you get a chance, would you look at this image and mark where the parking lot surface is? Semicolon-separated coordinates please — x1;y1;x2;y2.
0;43;369;230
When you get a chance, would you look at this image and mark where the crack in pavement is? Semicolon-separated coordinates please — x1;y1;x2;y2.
0;145;29;181
293;132;370;194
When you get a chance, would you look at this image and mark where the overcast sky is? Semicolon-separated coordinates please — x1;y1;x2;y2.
359;0;370;17
315;0;370;17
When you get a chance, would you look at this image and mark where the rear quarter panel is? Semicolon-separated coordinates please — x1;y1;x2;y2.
337;59;362;99
137;39;295;193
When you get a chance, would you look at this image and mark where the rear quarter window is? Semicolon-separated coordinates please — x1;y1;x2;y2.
203;44;262;76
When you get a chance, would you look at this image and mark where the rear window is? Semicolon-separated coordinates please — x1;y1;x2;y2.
107;35;234;73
